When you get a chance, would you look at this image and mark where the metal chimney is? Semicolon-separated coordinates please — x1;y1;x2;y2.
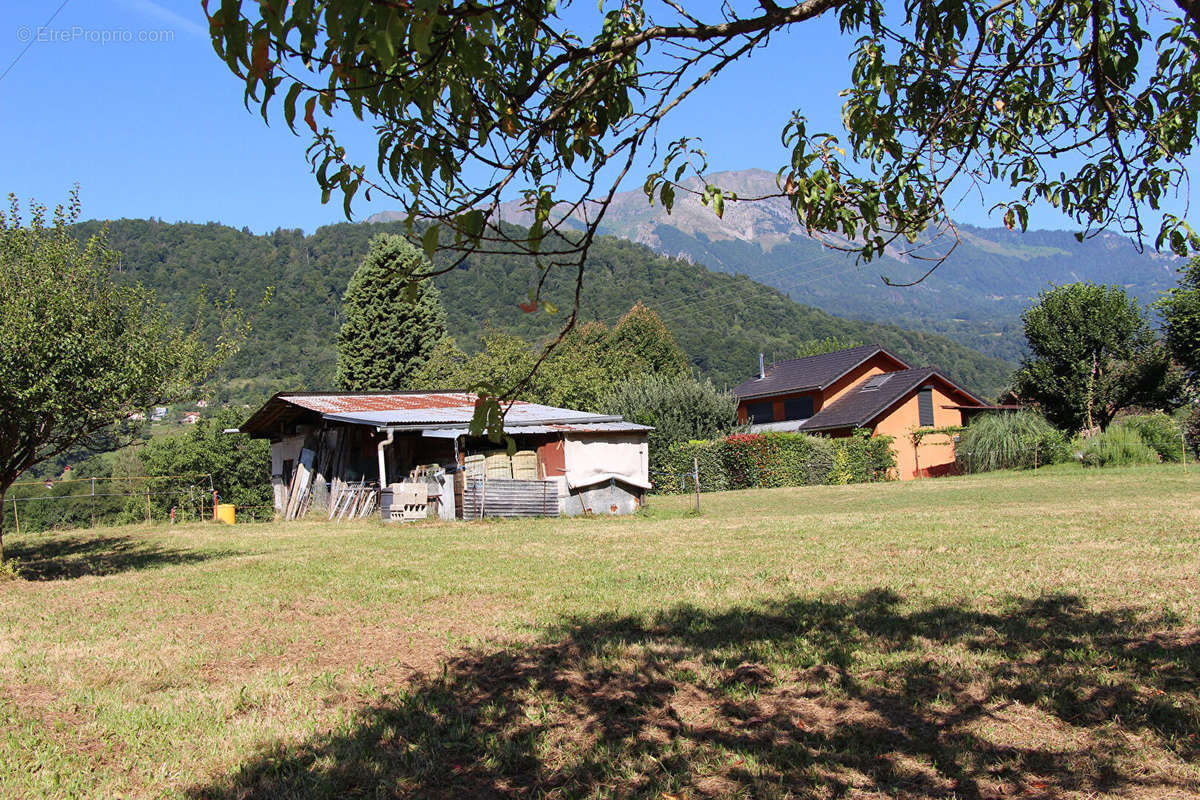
759;352;765;379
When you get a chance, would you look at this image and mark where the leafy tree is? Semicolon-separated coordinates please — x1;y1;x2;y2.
1012;283;1180;431
606;302;688;378
536;323;623;411
336;234;447;391
139;410;271;514
0;191;239;562
796;336;863;358
1156;257;1200;385
410;305;689;412
601;373;740;474
411;330;539;400
210;0;1200;309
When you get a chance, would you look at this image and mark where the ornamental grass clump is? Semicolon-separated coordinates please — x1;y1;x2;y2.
956;411;1070;473
1079;424;1160;467
1118;412;1184;462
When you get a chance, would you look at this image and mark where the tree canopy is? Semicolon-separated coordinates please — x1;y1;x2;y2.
600;372;740;474
335;233;448;391
1157;257;1200;388
0;191;240;561
1011;282;1182;431
208;0;1200;300
409;304;688;411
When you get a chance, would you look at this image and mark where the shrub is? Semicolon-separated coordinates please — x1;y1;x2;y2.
1119;412;1184;462
601;373;739;476
1078;425;1160;467
722;433;777;490
655;431;894;493
1186;407;1200;460
658;440;728;494
836;428;897;482
956;411;1070;473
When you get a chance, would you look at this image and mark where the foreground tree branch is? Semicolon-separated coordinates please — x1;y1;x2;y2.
206;0;1200;429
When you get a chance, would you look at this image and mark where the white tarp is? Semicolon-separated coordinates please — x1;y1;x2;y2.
563;434;650;490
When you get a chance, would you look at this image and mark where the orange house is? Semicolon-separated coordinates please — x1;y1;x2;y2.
733;345;988;479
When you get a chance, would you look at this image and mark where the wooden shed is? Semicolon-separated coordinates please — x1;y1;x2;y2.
240;392;652;520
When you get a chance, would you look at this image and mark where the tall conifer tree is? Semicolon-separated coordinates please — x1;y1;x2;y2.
336;234;447;391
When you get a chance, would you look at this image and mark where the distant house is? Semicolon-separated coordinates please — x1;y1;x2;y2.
240;392;652;521
182;412;201;425
196;399;209;408
733;345;990;479
151;406;168;421
127;412;146;422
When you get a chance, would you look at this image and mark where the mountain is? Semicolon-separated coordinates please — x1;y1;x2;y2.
77;218;1015;403
480;168;1181;363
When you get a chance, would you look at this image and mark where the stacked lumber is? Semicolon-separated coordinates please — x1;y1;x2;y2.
283;447;315;520
328;480;377;520
283;427;381;521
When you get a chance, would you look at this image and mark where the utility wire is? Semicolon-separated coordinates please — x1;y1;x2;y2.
0;0;74;85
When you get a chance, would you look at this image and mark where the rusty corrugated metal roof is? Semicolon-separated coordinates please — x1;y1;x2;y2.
241;392;640;436
281;391;478;414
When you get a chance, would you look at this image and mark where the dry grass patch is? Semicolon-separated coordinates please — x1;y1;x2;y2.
0;464;1197;798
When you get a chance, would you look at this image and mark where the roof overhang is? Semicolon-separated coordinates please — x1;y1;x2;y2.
241;392;648;438
796;368;987;433
734;345;912;400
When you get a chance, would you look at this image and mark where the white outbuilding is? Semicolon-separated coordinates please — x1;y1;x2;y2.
240;392;651;521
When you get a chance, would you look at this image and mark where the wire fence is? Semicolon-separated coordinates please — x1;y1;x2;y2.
647;436;1192;507
2;473;274;534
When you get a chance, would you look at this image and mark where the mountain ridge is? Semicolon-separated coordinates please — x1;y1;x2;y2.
369;168;1180;363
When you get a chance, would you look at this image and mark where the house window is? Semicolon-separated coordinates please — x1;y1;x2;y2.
745;401;774;423
784;396;814;421
918;387;934;427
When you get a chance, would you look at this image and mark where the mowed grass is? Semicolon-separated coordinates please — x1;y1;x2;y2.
1;464;1198;799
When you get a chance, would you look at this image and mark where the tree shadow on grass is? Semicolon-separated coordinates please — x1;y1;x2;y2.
6;532;233;580
189;590;1200;799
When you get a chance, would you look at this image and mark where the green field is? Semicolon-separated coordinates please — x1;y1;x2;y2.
2;465;1198;799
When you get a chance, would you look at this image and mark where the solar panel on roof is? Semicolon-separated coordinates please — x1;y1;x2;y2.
861;374;893;391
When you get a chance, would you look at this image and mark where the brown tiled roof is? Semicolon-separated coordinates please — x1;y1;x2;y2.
733;345;908;399
798;367;982;432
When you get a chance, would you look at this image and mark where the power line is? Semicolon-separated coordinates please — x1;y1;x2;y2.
0;0;74;86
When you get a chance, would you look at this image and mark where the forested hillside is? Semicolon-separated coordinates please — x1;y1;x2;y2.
77;218;1014;402
486;168;1181;364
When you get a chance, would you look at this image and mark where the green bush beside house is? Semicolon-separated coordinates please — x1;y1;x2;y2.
656;430;895;494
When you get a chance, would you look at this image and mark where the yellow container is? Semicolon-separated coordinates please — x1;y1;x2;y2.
215;503;236;525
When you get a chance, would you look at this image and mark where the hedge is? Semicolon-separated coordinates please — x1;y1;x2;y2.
655;430;896;494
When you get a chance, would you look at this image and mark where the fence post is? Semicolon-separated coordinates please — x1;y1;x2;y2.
1034;441;1039;470
90;477;96;528
1183;430;1189;470
11;498;19;537
693;457;701;514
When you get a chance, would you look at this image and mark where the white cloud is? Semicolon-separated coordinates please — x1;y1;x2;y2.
117;0;208;38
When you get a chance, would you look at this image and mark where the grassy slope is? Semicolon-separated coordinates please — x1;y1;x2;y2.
1;465;1198;798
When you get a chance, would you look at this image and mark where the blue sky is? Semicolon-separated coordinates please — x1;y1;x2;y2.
0;0;1191;237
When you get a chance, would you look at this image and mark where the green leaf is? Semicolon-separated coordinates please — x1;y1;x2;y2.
422;225;439;259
